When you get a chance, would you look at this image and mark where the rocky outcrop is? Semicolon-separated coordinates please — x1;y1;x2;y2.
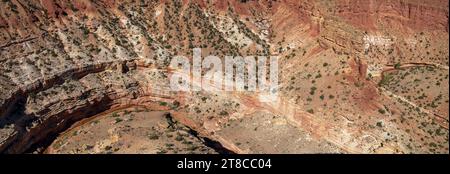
334;0;449;32
0;0;448;154
0;61;140;153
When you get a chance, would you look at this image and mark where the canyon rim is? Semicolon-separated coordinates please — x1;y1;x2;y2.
0;0;448;154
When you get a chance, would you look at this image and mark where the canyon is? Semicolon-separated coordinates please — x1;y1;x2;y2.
0;0;448;154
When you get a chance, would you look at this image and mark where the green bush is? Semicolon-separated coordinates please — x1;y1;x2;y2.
378;109;386;114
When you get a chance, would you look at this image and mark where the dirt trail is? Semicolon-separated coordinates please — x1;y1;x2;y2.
380;87;449;128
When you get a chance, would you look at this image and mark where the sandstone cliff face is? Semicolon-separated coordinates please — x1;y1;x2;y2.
318;0;448;76
334;0;449;32
0;0;448;154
